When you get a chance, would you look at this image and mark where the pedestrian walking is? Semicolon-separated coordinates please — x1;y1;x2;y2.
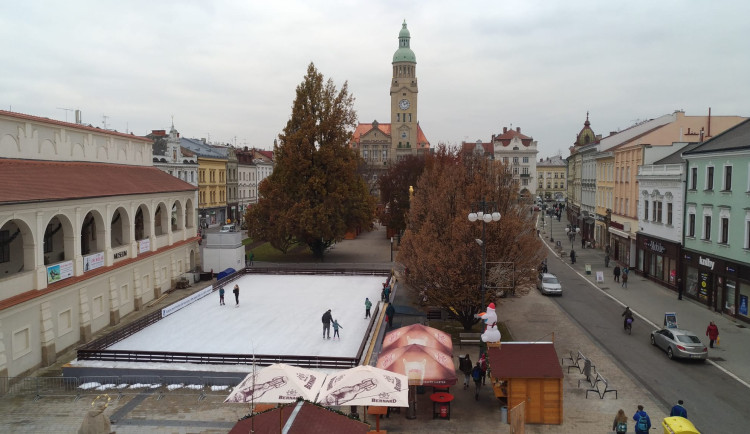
612;409;628;434
364;297;372;319
613;265;621;282
332;319;342;339
459;354;472;389
321;309;332;339
621;272;628;288
471;362;483;400
581;237;586;249
670;399;687;418
633;405;651;434
605;254;610;268
233;284;240;306
677;278;684;300
219;287;225;305
479;353;487;385
706;321;719;348
570;249;576;264
248;251;254;266
385;303;395;329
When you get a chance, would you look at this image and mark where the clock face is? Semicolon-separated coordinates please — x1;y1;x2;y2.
399;99;410;110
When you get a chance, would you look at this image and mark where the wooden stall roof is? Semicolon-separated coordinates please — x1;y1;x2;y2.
229;401;370;434
487;342;563;379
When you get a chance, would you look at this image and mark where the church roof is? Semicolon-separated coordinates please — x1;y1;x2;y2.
574;112;598;147
393;21;416;63
350;122;430;149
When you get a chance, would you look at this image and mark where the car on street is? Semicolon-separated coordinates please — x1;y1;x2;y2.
219;224;234;233
650;328;707;361
537;273;562;296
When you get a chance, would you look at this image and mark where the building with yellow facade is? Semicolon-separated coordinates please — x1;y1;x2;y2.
537;155;567;202
180;137;228;228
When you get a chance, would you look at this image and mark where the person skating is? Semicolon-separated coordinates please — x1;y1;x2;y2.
613;265;621;282
459;354;472;389
364;297;372;319
706;321;719;348
633;405;651;434
219;287;225;306
233;284;240;306
322;309;333;339
332;319;342;339
670;399;687;418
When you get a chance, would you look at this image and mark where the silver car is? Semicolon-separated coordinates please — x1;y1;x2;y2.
650;328;708;361
537;273;562;296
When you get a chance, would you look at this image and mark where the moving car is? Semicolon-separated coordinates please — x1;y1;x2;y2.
650;328;707;361
537;273;562;296
219;224;234;233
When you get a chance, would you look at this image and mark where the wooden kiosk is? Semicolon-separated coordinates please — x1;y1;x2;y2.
487;342;563;425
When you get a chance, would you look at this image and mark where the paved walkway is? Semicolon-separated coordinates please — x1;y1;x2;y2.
2;221;746;432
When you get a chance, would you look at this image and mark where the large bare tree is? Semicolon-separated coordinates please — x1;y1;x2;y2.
398;146;544;330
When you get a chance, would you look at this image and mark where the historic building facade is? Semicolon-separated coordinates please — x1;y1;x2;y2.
0;110;199;378
149;124;198;187
536;156;567;202
180;138;227;228
491;127;539;197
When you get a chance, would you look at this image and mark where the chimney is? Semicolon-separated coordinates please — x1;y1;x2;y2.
503;127;507;133
516;127;520;132
699;128;704;142
610;131;617;136
75;109;82;124
707;107;711;137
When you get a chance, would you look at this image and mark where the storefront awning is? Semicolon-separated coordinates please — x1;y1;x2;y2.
608;227;631;239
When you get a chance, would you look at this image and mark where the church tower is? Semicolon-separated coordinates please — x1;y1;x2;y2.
390;20;418;158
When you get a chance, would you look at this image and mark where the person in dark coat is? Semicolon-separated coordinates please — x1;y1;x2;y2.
458;354;472;389
471;362;483;400
364;298;372;318
677;278;684;300
670;400;687;418
613;265;621;282
322;309;332;339
385;303;395;328
570;249;576;264
233;284;240;306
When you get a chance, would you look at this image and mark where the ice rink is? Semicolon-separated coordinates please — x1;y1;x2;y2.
107;274;385;358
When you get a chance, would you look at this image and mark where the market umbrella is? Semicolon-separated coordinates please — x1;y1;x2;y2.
376;344;457;386
380;324;453;354
316;365;408;407
224;363;325;404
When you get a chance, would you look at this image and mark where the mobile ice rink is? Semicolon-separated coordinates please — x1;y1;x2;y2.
69;271;389;375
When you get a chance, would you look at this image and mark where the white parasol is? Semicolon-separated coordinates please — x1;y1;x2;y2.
224;363;325;404
316;365;408;408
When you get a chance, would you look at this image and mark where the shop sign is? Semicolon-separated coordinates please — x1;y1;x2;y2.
644;239;666;254
740;295;748;316
698;272;710;300
114;250;128;259
699;256;715;271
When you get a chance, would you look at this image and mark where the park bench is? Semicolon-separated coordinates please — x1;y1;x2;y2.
459;333;482;347
585;372;617;399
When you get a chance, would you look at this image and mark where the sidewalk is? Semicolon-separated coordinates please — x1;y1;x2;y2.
539;215;750;385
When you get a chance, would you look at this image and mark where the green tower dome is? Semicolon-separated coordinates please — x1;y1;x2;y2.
392;20;416;63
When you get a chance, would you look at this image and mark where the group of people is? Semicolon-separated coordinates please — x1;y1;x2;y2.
321;309;343;339
458;352;487;400
613;265;629;287
612;401;688;433
218;284;241;307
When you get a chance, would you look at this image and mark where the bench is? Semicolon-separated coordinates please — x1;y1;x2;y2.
585;373;617;399
565;351;596;375
459;333;482;347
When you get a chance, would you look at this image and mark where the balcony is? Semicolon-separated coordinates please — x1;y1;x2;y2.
638;164;683;176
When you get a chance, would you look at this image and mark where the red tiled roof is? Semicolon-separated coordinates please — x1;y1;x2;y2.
0;110;152;142
0;159;196;204
461;141;493;154
257;150;274;160
351;122;431;148
494;127;534;148
229;401;370;434
487;343;564;379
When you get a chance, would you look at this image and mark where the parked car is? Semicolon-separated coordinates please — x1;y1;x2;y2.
537;273;562;296
650;328;707;361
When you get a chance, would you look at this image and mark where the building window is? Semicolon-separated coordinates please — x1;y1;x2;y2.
644;200;649;221
522;157;529;163
522;167;529;175
720;217;729;244
690;167;697;190
625;199;629;216
655;201;663;223
706;166;714;190
703;215;711;241
723;165;732;191
626;167;630;182
513;157;519;164
667;202;673;226
688;213;696;237
503;157;509;163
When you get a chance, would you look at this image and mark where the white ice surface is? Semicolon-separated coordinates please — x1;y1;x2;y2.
106;274;384;358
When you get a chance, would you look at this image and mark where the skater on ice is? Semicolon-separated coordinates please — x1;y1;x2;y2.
364;297;372;319
233;284;240;306
322;309;333;339
219;287;225;305
332;319;342;339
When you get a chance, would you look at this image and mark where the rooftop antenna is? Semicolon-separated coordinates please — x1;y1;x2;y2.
57;107;74;122
102;115;110;130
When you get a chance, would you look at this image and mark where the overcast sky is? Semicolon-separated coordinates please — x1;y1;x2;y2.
3;1;749;158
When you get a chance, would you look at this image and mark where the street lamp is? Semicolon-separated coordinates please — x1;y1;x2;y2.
390;236;394;262
468;200;501;308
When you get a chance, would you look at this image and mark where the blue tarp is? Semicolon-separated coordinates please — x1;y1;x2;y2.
216;268;236;281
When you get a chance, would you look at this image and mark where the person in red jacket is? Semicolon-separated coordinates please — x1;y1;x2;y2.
706;321;719;348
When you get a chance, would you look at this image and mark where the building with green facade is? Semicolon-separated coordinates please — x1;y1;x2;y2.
681;119;750;323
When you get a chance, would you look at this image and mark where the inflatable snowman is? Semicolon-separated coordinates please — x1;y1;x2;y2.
479;302;501;343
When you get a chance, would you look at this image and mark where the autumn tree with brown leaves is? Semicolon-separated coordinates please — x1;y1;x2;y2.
397;146;545;330
377;155;426;235
245;63;376;259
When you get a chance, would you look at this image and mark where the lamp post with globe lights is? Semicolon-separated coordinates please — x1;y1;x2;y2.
468;200;501;308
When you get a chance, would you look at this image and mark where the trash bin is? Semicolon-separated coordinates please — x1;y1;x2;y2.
500;405;508;423
662;416;700;434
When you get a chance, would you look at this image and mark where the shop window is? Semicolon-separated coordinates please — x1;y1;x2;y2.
726;280;736;315
723;165;732;191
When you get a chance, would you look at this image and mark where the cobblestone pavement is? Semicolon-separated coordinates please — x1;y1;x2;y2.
0;223;672;433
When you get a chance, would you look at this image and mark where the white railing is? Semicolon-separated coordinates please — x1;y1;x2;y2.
638;164;683;176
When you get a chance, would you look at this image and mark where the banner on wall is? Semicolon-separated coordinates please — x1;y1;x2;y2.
83;252;104;272
698;272;710;300
162;285;213;318
138;238;150;254
740;295;748;316
47;260;74;284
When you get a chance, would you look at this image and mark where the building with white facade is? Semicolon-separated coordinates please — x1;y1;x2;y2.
491;127;539;197
0;110;199;379
149;124;198;186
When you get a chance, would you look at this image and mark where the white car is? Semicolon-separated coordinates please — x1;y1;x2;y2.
537;273;562;296
219;224;234;233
